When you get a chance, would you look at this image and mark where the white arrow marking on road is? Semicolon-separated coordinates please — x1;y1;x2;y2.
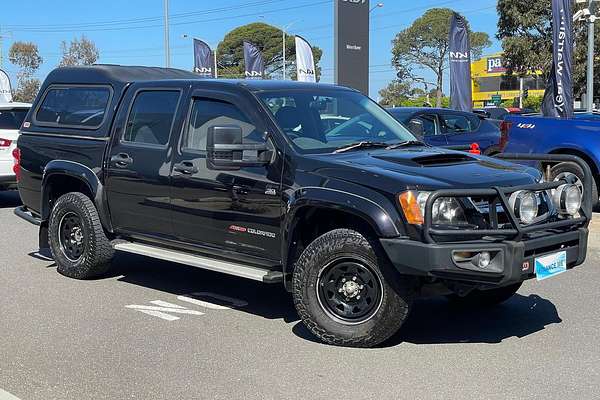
150;300;186;309
178;292;248;310
125;301;205;321
0;388;23;400
136;310;181;321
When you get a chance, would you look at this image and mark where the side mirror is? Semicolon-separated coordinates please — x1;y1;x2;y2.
407;118;424;138
207;125;271;170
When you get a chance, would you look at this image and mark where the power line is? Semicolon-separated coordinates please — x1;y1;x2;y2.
3;0;284;30
6;0;332;33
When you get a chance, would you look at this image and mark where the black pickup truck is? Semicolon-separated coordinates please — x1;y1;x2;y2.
15;65;592;347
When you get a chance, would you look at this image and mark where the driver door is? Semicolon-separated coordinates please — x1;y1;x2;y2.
169;92;282;261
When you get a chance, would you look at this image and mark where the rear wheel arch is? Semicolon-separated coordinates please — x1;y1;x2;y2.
545;148;599;207
41;161;112;233
545;148;600;184
42;173;94;219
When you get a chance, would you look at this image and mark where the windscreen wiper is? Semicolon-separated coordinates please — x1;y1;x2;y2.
334;141;390;154
385;140;429;150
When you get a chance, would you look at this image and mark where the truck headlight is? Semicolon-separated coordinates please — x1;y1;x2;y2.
399;191;467;225
508;190;538;225
552;184;582;217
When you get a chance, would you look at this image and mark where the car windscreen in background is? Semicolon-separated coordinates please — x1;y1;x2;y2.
34;85;112;129
0;109;28;129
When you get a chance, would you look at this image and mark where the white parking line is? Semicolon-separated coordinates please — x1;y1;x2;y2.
0;389;22;400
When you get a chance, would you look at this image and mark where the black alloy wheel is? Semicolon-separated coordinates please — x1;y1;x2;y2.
58;212;85;262
317;259;383;324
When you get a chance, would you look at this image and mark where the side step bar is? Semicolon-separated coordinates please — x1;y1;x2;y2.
113;242;283;283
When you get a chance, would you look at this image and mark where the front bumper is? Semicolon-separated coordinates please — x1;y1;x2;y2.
381;228;588;287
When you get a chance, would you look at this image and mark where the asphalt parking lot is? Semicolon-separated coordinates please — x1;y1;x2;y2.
1;190;599;400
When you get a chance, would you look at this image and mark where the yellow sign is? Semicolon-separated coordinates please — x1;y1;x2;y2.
471;53;544;108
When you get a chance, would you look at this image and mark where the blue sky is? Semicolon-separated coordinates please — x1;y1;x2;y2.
0;0;501;99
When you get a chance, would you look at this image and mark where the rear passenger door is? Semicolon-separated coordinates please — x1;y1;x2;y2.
412;113;447;147
439;112;481;147
105;85;185;238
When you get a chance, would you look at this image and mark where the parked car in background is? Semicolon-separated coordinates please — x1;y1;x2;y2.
388;107;508;155
0;102;31;191
504;114;600;208
473;107;535;120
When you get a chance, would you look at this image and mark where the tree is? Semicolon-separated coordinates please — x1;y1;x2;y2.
216;23;323;80
378;80;418;106
391;8;491;107
59;35;99;67
8;41;43;102
497;0;597;99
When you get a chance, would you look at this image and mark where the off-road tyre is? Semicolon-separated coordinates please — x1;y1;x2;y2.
447;282;522;307
48;192;114;279
292;229;414;348
550;162;598;209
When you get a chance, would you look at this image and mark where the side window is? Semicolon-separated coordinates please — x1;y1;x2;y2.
35;86;111;129
184;98;262;152
416;114;438;136
467;115;481;130
123;90;180;146
441;114;471;134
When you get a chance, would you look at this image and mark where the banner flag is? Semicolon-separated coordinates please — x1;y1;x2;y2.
243;41;264;79
193;39;215;78
541;0;574;118
0;69;13;103
448;12;472;112
295;36;316;83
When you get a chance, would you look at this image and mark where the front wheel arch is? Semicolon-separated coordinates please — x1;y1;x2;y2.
282;205;394;291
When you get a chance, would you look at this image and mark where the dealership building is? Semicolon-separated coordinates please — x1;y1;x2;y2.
471;53;545;108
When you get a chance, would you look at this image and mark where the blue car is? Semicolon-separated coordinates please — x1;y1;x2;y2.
504;114;600;207
388;107;508;155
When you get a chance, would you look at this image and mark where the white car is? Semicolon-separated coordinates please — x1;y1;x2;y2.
0;102;31;191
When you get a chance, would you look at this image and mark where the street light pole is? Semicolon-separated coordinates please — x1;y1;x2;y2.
163;0;171;68
587;0;596;112
282;29;286;80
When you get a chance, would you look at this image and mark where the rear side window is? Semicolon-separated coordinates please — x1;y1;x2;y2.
440;114;473;133
414;114;438;136
35;86;111;129
123;90;181;146
0;109;28;129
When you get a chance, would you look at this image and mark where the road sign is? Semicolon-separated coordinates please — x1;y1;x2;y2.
491;94;502;105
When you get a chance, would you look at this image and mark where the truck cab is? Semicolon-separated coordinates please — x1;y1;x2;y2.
14;66;592;348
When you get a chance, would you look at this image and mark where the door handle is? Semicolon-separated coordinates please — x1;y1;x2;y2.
174;161;198;175
232;185;249;195
110;153;133;168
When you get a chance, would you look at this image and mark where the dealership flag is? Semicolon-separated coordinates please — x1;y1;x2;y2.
0;69;12;103
243;41;264;79
448;13;472;112
193;39;215;78
295;36;316;83
541;0;574;118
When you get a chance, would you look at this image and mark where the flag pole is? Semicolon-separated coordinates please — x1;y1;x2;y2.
214;49;218;79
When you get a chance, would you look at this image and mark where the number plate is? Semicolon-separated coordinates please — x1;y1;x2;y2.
534;251;567;281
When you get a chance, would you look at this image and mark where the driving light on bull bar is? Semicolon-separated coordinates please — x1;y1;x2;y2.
508;190;538;225
399;191;467;225
552;184;582;217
